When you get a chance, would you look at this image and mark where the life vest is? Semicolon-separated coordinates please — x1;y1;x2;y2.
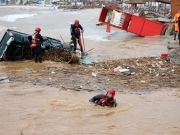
30;44;36;48
96;97;115;107
32;33;42;44
174;13;180;32
71;24;81;35
74;27;81;35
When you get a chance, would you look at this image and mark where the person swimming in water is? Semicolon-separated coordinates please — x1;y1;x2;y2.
89;88;117;107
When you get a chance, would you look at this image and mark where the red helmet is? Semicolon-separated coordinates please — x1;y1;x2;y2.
74;19;79;25
107;88;115;98
35;27;41;33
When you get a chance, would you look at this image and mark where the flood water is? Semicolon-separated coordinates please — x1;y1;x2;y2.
0;82;180;135
0;6;180;135
0;58;180;135
0;6;172;61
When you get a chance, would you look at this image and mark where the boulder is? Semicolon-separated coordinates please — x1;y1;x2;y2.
165;23;175;36
168;47;180;65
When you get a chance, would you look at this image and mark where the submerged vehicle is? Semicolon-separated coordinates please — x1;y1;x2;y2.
0;29;74;61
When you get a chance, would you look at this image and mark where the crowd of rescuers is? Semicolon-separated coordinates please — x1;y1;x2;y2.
174;10;180;46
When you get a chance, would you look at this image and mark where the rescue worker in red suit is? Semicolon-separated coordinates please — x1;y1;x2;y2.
32;27;44;63
71;20;84;53
174;10;180;45
89;89;117;107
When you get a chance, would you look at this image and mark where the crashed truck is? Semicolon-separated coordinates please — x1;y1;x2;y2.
0;29;76;63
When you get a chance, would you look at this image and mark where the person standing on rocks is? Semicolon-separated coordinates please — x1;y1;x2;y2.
31;27;44;63
70;19;84;54
89;89;117;107
174;10;180;45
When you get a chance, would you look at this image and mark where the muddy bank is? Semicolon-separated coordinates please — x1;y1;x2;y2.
0;56;180;92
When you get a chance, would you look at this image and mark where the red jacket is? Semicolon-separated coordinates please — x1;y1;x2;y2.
89;94;117;107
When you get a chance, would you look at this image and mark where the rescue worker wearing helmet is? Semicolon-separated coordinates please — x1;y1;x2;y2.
89;89;117;107
174;10;180;45
70;19;84;53
32;27;44;63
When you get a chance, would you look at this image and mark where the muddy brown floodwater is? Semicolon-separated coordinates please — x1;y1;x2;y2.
0;82;180;135
0;6;180;135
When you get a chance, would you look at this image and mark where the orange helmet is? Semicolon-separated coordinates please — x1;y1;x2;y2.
107;89;115;98
74;19;79;25
35;27;41;33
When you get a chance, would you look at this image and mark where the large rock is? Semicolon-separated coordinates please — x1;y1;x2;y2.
167;44;180;50
168;47;180;65
165;23;175;36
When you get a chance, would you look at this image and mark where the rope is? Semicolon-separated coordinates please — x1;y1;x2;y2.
66;55;74;64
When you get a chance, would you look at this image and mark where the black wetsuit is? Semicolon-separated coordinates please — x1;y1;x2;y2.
89;94;117;107
33;33;44;63
70;24;84;52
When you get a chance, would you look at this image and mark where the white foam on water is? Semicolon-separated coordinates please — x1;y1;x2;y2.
0;26;17;31
0;14;37;22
